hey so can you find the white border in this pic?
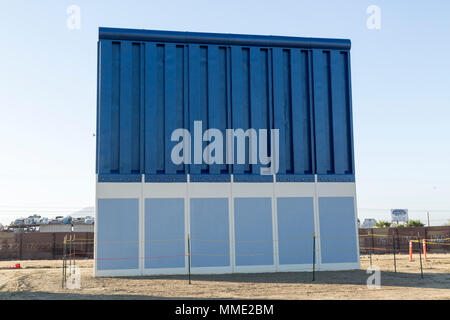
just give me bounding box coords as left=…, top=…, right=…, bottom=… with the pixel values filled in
left=277, top=264, right=314, bottom=272
left=94, top=175, right=98, bottom=276
left=139, top=174, right=144, bottom=275
left=96, top=182, right=141, bottom=198
left=95, top=268, right=141, bottom=277
left=313, top=175, right=322, bottom=266
left=142, top=267, right=187, bottom=276
left=272, top=178, right=279, bottom=271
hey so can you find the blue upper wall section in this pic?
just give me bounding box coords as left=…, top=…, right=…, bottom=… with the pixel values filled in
left=96, top=28, right=355, bottom=183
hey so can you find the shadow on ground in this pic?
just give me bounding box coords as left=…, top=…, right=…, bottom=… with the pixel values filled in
left=0, top=291, right=216, bottom=300
left=114, top=270, right=450, bottom=290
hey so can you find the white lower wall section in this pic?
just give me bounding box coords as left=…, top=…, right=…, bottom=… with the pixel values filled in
left=95, top=177, right=360, bottom=277
left=316, top=182, right=360, bottom=270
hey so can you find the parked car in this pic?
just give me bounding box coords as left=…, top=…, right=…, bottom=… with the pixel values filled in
left=39, top=217, right=49, bottom=225
left=73, top=217, right=85, bottom=224
left=62, top=216, right=73, bottom=224
left=27, top=215, right=41, bottom=224
left=12, top=218, right=25, bottom=226
left=84, top=216, right=94, bottom=225
left=49, top=218, right=62, bottom=224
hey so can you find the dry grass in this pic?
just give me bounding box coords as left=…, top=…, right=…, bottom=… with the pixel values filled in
left=0, top=253, right=449, bottom=300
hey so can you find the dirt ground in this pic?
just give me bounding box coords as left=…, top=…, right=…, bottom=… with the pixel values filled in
left=0, top=254, right=449, bottom=300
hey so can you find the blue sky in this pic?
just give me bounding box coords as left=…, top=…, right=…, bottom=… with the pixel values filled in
left=0, top=0, right=449, bottom=225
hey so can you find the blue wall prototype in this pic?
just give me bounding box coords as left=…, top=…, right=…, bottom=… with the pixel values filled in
left=95, top=28, right=359, bottom=276
left=96, top=28, right=354, bottom=183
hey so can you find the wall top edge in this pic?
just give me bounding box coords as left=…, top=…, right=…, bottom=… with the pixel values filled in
left=98, top=27, right=351, bottom=50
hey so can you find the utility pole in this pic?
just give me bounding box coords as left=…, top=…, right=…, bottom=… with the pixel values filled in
left=427, top=212, right=430, bottom=227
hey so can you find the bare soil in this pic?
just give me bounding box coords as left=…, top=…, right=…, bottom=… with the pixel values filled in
left=0, top=254, right=449, bottom=300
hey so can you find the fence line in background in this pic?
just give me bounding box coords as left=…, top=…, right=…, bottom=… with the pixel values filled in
left=1, top=226, right=449, bottom=262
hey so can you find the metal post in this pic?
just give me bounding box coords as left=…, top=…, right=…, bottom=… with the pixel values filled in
left=312, top=235, right=316, bottom=281
left=370, top=229, right=374, bottom=268
left=53, top=233, right=56, bottom=259
left=67, top=235, right=72, bottom=270
left=73, top=233, right=76, bottom=268
left=427, top=212, right=430, bottom=227
left=187, top=234, right=191, bottom=285
left=418, top=233, right=423, bottom=279
left=19, top=233, right=23, bottom=261
left=85, top=232, right=89, bottom=258
left=62, top=236, right=64, bottom=289
left=62, top=235, right=66, bottom=289
left=392, top=232, right=397, bottom=273
left=69, top=234, right=72, bottom=273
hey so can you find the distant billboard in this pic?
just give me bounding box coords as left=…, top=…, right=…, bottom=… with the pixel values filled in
left=391, top=209, right=409, bottom=222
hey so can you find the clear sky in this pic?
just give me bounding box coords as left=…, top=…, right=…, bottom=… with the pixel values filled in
left=0, top=0, right=449, bottom=225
